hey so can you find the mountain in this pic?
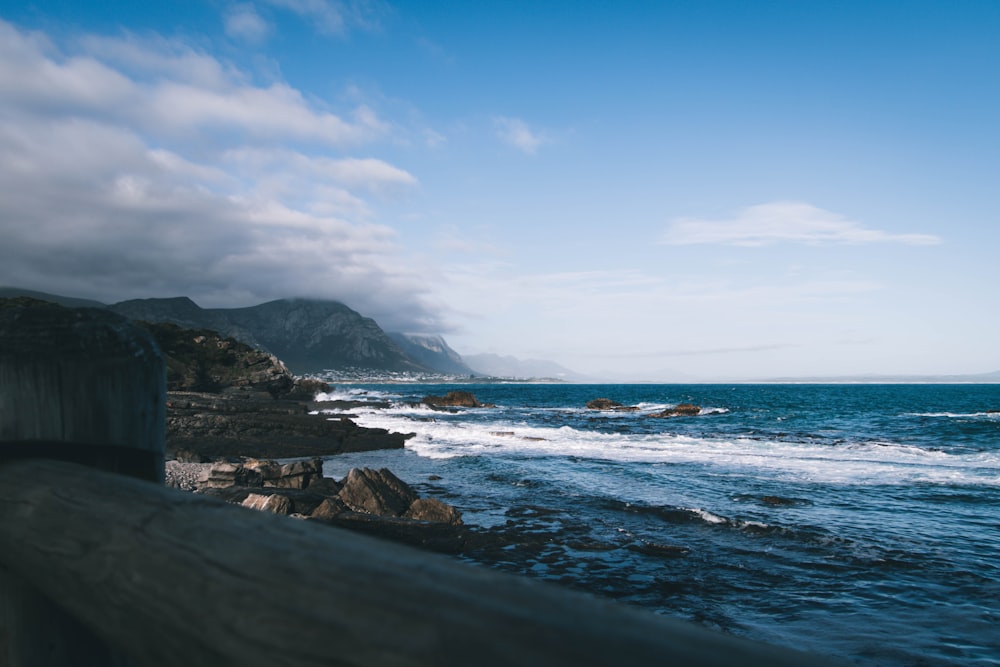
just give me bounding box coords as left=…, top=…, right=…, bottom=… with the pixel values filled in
left=0, top=287, right=106, bottom=309
left=462, top=353, right=590, bottom=381
left=388, top=333, right=479, bottom=376
left=109, top=297, right=428, bottom=375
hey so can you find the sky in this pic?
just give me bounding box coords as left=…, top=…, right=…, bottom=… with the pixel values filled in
left=1, top=1, right=998, bottom=380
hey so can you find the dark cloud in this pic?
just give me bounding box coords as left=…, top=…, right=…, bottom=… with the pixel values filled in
left=0, top=19, right=447, bottom=333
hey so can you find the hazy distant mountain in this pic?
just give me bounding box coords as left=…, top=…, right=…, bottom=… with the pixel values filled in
left=109, top=297, right=427, bottom=375
left=463, top=353, right=590, bottom=381
left=388, top=333, right=479, bottom=376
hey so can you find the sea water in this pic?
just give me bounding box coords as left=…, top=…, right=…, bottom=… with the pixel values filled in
left=314, top=383, right=1000, bottom=666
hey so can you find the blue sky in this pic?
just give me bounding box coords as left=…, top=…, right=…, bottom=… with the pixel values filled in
left=1, top=1, right=998, bottom=379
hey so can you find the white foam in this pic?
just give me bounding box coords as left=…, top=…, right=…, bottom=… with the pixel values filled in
left=340, top=405, right=1000, bottom=488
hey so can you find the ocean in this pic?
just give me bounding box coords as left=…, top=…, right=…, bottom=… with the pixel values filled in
left=314, top=383, right=1000, bottom=666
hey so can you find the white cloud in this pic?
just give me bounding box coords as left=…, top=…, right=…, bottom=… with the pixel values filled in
left=494, top=116, right=548, bottom=155
left=224, top=4, right=272, bottom=44
left=2, top=24, right=386, bottom=148
left=0, top=19, right=441, bottom=332
left=661, top=201, right=943, bottom=246
left=261, top=0, right=388, bottom=36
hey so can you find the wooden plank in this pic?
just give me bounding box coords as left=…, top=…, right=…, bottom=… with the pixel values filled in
left=1, top=299, right=165, bottom=666
left=0, top=459, right=844, bottom=667
left=0, top=299, right=164, bottom=480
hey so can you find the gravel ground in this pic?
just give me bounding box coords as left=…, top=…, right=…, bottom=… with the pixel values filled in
left=165, top=460, right=212, bottom=491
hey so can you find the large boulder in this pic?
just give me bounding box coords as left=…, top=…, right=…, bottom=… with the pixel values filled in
left=337, top=468, right=419, bottom=516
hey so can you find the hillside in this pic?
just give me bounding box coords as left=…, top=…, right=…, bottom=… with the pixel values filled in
left=110, top=297, right=428, bottom=376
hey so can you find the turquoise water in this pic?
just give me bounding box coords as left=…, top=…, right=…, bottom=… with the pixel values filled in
left=317, top=384, right=1000, bottom=666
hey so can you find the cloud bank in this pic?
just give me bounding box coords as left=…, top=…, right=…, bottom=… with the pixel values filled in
left=0, top=19, right=443, bottom=332
left=661, top=201, right=942, bottom=246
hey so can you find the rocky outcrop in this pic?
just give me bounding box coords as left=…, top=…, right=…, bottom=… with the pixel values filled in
left=141, top=321, right=295, bottom=395
left=422, top=391, right=494, bottom=408
left=647, top=403, right=701, bottom=418
left=586, top=398, right=639, bottom=412
left=176, top=460, right=463, bottom=528
left=166, top=391, right=411, bottom=460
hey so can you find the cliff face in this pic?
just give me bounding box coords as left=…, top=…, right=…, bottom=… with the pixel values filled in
left=388, top=333, right=478, bottom=376
left=110, top=297, right=427, bottom=375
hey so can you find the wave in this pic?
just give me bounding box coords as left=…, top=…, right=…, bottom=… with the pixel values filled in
left=910, top=411, right=1000, bottom=419
left=316, top=401, right=1000, bottom=488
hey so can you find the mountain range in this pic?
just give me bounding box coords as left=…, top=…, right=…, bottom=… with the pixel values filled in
left=0, top=288, right=480, bottom=377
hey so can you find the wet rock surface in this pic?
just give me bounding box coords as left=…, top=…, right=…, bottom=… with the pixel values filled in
left=166, top=390, right=411, bottom=460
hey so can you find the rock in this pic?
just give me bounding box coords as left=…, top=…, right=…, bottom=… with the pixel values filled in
left=203, top=461, right=263, bottom=489
left=422, top=391, right=494, bottom=408
left=404, top=498, right=463, bottom=525
left=174, top=449, right=211, bottom=463
left=647, top=403, right=701, bottom=418
left=166, top=390, right=411, bottom=460
left=338, top=468, right=419, bottom=517
left=586, top=398, right=639, bottom=412
left=310, top=497, right=349, bottom=520
left=243, top=458, right=324, bottom=490
left=305, top=476, right=342, bottom=496
left=242, top=493, right=293, bottom=515
left=285, top=377, right=332, bottom=401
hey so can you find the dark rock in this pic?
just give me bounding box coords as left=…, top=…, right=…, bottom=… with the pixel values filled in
left=203, top=462, right=263, bottom=489
left=586, top=398, right=639, bottom=412
left=647, top=403, right=702, bottom=418
left=338, top=467, right=419, bottom=516
left=310, top=497, right=349, bottom=520
left=139, top=321, right=294, bottom=396
left=305, top=476, right=343, bottom=496
left=422, top=391, right=494, bottom=408
left=404, top=498, right=463, bottom=525
left=244, top=458, right=323, bottom=490
left=627, top=541, right=689, bottom=558
left=427, top=475, right=442, bottom=481
left=761, top=496, right=798, bottom=506
left=174, top=449, right=211, bottom=463
left=166, top=391, right=411, bottom=460
left=313, top=512, right=471, bottom=554
left=285, top=378, right=332, bottom=401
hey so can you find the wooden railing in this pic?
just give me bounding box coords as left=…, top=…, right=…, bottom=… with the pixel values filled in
left=0, top=300, right=844, bottom=666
